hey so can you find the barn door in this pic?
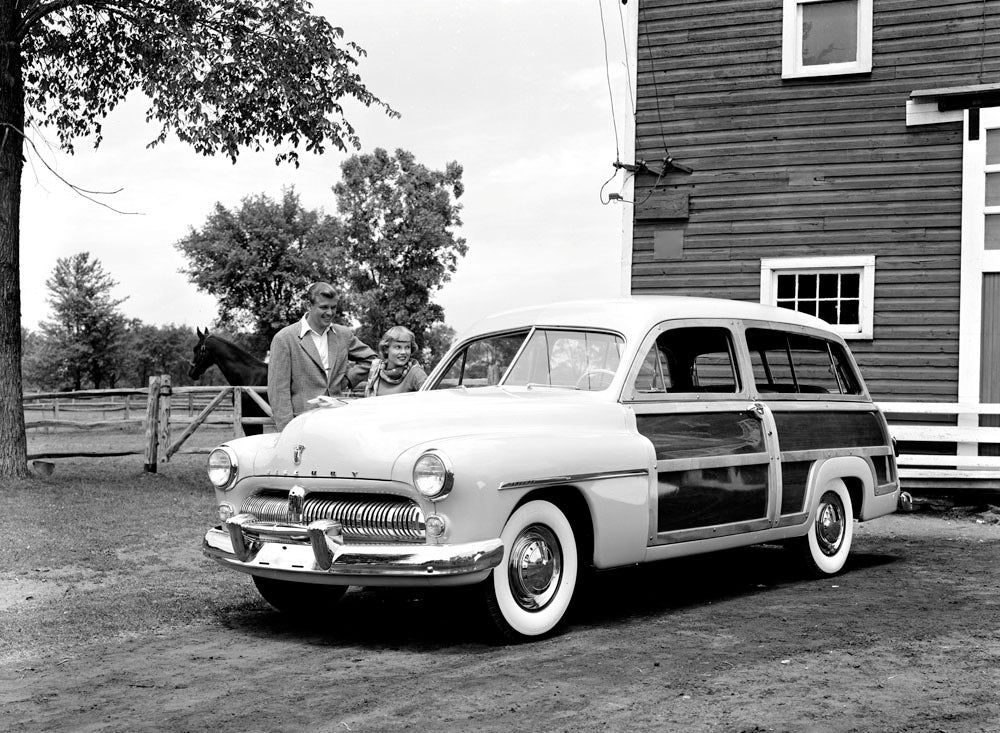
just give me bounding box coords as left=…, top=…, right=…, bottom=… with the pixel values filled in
left=963, top=108, right=1000, bottom=454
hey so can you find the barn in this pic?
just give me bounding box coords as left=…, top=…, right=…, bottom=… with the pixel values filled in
left=619, top=0, right=1000, bottom=489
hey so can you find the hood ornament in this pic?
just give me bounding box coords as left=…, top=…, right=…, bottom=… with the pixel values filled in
left=293, top=444, right=305, bottom=465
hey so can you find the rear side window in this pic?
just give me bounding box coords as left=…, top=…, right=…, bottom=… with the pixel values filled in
left=746, top=328, right=862, bottom=396
left=632, top=326, right=739, bottom=396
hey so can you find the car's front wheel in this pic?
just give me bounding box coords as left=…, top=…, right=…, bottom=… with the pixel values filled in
left=252, top=576, right=348, bottom=616
left=793, top=479, right=854, bottom=576
left=483, top=500, right=578, bottom=641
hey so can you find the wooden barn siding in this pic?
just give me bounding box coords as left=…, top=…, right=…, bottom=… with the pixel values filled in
left=631, top=0, right=1000, bottom=401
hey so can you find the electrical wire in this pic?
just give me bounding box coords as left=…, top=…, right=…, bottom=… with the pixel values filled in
left=598, top=0, right=621, bottom=163
left=617, top=0, right=636, bottom=117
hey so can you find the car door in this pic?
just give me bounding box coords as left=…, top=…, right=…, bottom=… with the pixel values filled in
left=622, top=320, right=781, bottom=545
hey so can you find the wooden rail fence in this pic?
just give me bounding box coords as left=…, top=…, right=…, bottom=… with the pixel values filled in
left=25, top=376, right=274, bottom=471
left=879, top=402, right=1000, bottom=492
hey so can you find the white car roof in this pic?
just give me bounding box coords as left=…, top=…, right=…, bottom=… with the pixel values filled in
left=459, top=295, right=835, bottom=343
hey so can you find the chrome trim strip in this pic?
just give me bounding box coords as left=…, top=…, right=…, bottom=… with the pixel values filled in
left=204, top=527, right=503, bottom=579
left=874, top=481, right=898, bottom=497
left=653, top=517, right=772, bottom=545
left=499, top=468, right=649, bottom=491
left=654, top=452, right=771, bottom=472
left=776, top=511, right=809, bottom=528
left=780, top=446, right=893, bottom=463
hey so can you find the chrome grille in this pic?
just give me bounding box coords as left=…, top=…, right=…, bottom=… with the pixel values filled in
left=241, top=492, right=425, bottom=543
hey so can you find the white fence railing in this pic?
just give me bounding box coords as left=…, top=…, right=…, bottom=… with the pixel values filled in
left=878, top=402, right=1000, bottom=489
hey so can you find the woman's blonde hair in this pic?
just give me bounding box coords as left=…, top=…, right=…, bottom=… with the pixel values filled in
left=378, top=325, right=419, bottom=359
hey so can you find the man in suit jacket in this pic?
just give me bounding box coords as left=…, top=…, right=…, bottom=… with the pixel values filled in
left=267, top=282, right=376, bottom=431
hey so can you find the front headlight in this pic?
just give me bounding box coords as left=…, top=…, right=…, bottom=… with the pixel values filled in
left=412, top=450, right=454, bottom=499
left=207, top=447, right=239, bottom=490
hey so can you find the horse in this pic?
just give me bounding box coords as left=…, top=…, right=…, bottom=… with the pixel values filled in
left=189, top=328, right=270, bottom=436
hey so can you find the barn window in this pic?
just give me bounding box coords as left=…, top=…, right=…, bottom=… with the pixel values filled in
left=782, top=0, right=872, bottom=79
left=760, top=256, right=875, bottom=339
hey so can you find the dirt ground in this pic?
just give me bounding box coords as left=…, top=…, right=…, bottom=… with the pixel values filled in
left=2, top=490, right=1000, bottom=732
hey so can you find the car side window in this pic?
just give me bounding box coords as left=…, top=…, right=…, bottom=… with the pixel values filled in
left=632, top=326, right=739, bottom=396
left=431, top=331, right=529, bottom=389
left=746, top=328, right=862, bottom=395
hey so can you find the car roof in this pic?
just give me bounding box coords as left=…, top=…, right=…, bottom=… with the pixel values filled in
left=459, top=295, right=835, bottom=343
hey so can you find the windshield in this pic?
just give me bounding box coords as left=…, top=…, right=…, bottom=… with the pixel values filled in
left=504, top=329, right=625, bottom=391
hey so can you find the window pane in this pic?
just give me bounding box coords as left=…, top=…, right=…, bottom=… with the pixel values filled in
left=641, top=326, right=739, bottom=394
left=747, top=329, right=862, bottom=396
left=987, top=173, right=1000, bottom=207
left=798, top=274, right=817, bottom=298
left=988, top=129, right=1000, bottom=166
left=799, top=300, right=817, bottom=316
left=777, top=273, right=796, bottom=298
left=801, top=0, right=858, bottom=66
left=841, top=273, right=860, bottom=298
left=433, top=331, right=528, bottom=389
left=840, top=299, right=859, bottom=324
left=988, top=215, right=1000, bottom=251
left=818, top=273, right=839, bottom=298
left=818, top=300, right=838, bottom=324
left=503, top=329, right=623, bottom=391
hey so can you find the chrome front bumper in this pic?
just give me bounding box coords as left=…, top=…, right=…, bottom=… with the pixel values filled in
left=202, top=514, right=504, bottom=587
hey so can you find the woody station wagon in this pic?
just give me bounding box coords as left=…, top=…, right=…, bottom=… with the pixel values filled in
left=202, top=296, right=899, bottom=640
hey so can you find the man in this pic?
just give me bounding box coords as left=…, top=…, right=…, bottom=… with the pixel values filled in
left=267, top=282, right=376, bottom=431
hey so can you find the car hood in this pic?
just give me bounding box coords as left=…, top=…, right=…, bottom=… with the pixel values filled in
left=258, top=387, right=629, bottom=480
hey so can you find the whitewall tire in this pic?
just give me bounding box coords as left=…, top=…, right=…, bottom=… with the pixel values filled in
left=796, top=479, right=854, bottom=576
left=484, top=500, right=578, bottom=641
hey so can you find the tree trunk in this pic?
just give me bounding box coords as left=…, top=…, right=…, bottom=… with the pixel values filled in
left=0, top=3, right=28, bottom=478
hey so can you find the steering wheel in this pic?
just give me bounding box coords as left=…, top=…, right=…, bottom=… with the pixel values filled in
left=574, top=369, right=616, bottom=390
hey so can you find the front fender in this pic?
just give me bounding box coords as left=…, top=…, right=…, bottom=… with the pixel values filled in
left=393, top=429, right=653, bottom=567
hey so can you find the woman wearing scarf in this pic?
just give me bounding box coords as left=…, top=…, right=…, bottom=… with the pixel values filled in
left=364, top=325, right=428, bottom=397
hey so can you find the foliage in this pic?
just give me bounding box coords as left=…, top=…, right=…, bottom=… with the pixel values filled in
left=422, top=321, right=456, bottom=370
left=23, top=1, right=396, bottom=163
left=334, top=148, right=466, bottom=349
left=176, top=188, right=346, bottom=340
left=119, top=321, right=207, bottom=388
left=39, top=253, right=127, bottom=390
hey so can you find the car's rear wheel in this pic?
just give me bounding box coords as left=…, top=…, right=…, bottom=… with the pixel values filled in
left=483, top=500, right=578, bottom=641
left=793, top=479, right=854, bottom=576
left=252, top=576, right=348, bottom=616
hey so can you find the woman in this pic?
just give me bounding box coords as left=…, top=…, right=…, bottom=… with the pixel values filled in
left=364, top=325, right=428, bottom=396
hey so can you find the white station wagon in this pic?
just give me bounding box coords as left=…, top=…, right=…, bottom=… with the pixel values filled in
left=203, top=296, right=900, bottom=640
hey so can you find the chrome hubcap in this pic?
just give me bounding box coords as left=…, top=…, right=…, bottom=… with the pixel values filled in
left=815, top=492, right=846, bottom=557
left=507, top=524, right=562, bottom=611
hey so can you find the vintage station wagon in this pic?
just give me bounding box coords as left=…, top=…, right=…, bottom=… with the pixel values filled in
left=202, top=296, right=899, bottom=640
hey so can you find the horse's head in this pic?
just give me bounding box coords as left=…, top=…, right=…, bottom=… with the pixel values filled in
left=189, top=327, right=215, bottom=380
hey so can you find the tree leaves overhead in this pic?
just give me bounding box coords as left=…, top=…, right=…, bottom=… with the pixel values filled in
left=22, top=0, right=396, bottom=163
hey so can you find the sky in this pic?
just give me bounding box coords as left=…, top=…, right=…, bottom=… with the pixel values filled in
left=19, top=0, right=636, bottom=343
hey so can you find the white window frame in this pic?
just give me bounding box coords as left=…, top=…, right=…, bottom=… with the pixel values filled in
left=760, top=255, right=875, bottom=339
left=782, top=0, right=873, bottom=79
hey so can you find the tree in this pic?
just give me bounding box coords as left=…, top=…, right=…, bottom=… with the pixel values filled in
left=176, top=188, right=345, bottom=344
left=0, top=3, right=393, bottom=477
left=120, top=320, right=204, bottom=388
left=39, top=252, right=127, bottom=390
left=334, top=148, right=466, bottom=349
left=422, top=321, right=455, bottom=370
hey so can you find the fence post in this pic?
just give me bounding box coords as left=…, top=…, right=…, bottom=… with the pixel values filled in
left=233, top=386, right=244, bottom=438
left=157, top=375, right=172, bottom=463
left=143, top=376, right=162, bottom=473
